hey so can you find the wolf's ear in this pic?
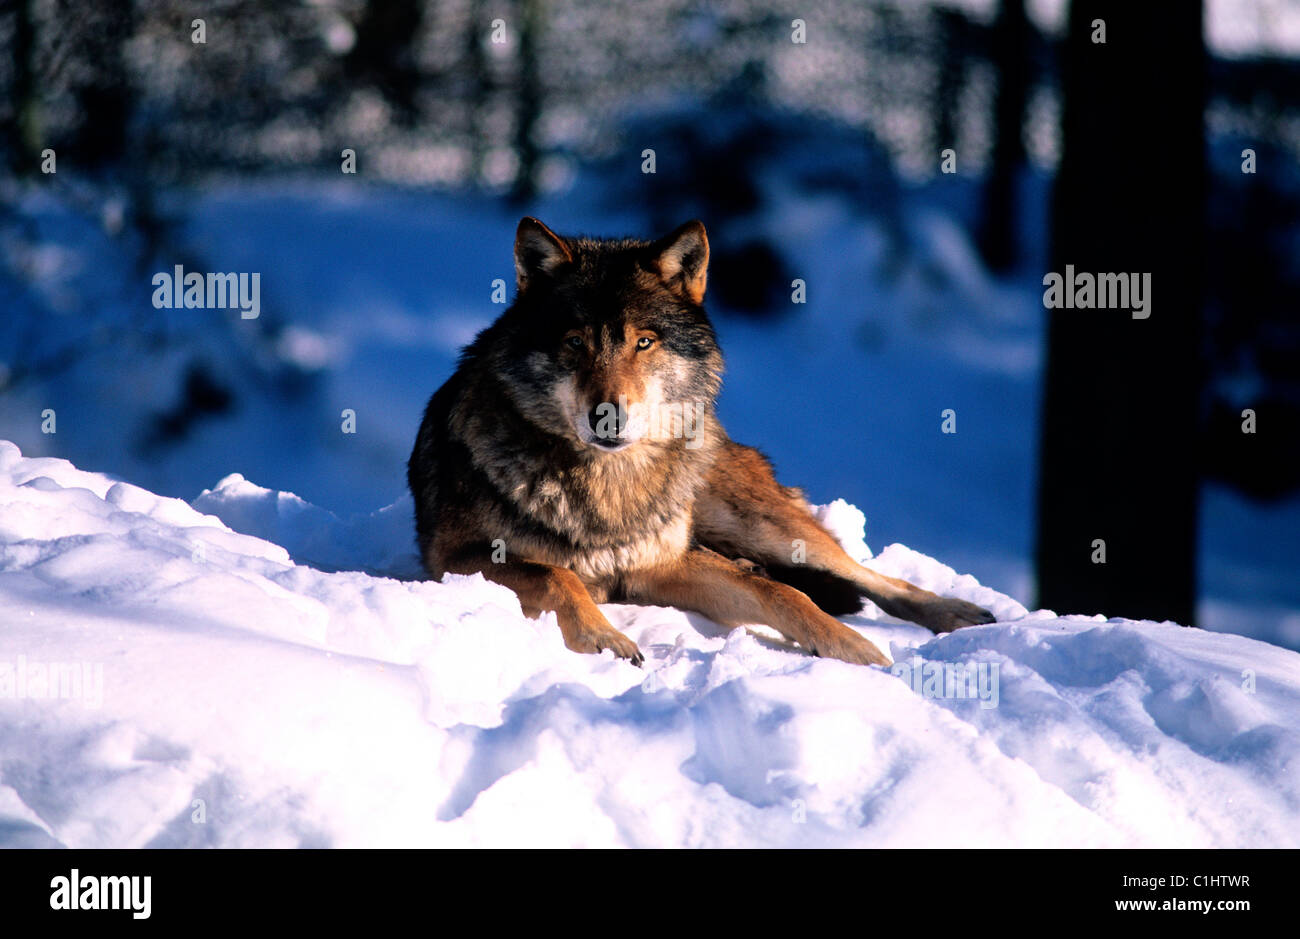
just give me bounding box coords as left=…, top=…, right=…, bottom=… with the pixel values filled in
left=650, top=220, right=709, bottom=304
left=515, top=217, right=573, bottom=291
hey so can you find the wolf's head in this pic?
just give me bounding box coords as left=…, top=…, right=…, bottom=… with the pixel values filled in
left=490, top=217, right=724, bottom=454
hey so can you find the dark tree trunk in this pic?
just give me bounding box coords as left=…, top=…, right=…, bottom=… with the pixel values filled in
left=346, top=0, right=423, bottom=126
left=1035, top=2, right=1205, bottom=625
left=977, top=0, right=1030, bottom=272
left=933, top=8, right=968, bottom=160
left=509, top=0, right=540, bottom=204
left=465, top=0, right=489, bottom=185
left=67, top=0, right=134, bottom=168
left=3, top=0, right=39, bottom=173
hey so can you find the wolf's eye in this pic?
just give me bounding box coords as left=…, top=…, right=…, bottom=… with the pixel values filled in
left=636, top=336, right=655, bottom=350
left=565, top=334, right=584, bottom=350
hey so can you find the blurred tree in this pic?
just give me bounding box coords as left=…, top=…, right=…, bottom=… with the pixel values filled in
left=1201, top=140, right=1300, bottom=501
left=465, top=0, right=489, bottom=184
left=2, top=0, right=39, bottom=173
left=346, top=0, right=424, bottom=125
left=976, top=0, right=1030, bottom=272
left=66, top=0, right=134, bottom=168
left=933, top=6, right=969, bottom=168
left=509, top=0, right=541, bottom=203
left=1036, top=2, right=1205, bottom=625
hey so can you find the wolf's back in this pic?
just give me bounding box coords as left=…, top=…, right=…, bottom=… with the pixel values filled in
left=407, top=367, right=467, bottom=557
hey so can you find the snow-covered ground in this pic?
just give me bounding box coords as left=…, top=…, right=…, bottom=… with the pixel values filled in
left=3, top=163, right=1297, bottom=847
left=2, top=439, right=1297, bottom=848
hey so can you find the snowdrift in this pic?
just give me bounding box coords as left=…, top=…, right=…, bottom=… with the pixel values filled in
left=0, top=439, right=1296, bottom=847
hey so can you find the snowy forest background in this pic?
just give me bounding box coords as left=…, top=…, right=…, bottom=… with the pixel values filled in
left=2, top=0, right=1299, bottom=647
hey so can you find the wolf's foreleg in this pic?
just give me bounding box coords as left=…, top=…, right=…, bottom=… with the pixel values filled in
left=624, top=548, right=891, bottom=666
left=443, top=549, right=644, bottom=665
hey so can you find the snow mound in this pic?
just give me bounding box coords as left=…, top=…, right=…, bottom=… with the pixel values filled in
left=192, top=472, right=424, bottom=579
left=1, top=439, right=1297, bottom=847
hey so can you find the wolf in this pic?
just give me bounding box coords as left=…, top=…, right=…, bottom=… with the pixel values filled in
left=407, top=218, right=995, bottom=667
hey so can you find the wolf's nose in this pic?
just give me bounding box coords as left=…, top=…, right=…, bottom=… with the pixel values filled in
left=588, top=402, right=624, bottom=440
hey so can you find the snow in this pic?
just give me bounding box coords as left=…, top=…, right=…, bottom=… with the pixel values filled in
left=2, top=156, right=1297, bottom=846
left=2, top=439, right=1297, bottom=848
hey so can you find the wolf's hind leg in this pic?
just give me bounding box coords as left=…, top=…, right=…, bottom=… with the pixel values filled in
left=624, top=548, right=890, bottom=666
left=771, top=524, right=995, bottom=633
left=694, top=441, right=995, bottom=633
left=443, top=549, right=644, bottom=665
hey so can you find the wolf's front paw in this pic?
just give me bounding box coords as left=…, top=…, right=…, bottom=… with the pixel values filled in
left=921, top=598, right=996, bottom=634
left=567, top=625, right=645, bottom=666
left=810, top=626, right=892, bottom=667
